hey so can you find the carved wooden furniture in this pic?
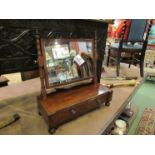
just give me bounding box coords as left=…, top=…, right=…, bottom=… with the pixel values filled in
left=38, top=84, right=112, bottom=133
left=107, top=19, right=153, bottom=77
left=36, top=38, right=113, bottom=133
left=0, top=19, right=112, bottom=83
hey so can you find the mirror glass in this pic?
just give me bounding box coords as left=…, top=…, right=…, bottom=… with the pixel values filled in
left=41, top=39, right=95, bottom=88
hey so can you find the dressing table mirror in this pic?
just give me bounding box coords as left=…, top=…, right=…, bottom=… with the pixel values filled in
left=37, top=38, right=113, bottom=134
left=41, top=39, right=96, bottom=89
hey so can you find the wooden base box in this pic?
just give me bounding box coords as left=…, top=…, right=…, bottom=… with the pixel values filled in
left=37, top=83, right=113, bottom=133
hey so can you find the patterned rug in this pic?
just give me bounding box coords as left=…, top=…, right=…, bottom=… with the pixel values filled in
left=135, top=108, right=155, bottom=135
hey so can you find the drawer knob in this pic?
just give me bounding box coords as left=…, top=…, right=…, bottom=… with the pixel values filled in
left=71, top=109, right=76, bottom=115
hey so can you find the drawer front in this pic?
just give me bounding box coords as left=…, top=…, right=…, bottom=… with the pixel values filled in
left=50, top=98, right=99, bottom=127
left=70, top=99, right=99, bottom=117
left=50, top=109, right=74, bottom=127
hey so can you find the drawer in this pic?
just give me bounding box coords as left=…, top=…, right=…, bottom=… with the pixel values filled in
left=69, top=99, right=99, bottom=117
left=50, top=98, right=99, bottom=127
left=50, top=109, right=74, bottom=126
left=38, top=83, right=113, bottom=130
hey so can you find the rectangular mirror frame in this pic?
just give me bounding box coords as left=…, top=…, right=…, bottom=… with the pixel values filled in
left=40, top=38, right=97, bottom=89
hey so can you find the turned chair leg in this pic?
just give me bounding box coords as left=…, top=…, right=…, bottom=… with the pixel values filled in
left=128, top=62, right=131, bottom=68
left=107, top=48, right=111, bottom=66
left=116, top=51, right=121, bottom=77
left=128, top=52, right=135, bottom=68
left=140, top=59, right=144, bottom=77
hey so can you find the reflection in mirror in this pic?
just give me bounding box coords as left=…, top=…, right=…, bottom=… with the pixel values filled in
left=43, top=39, right=94, bottom=87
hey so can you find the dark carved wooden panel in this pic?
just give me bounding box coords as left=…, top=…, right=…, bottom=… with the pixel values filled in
left=0, top=28, right=37, bottom=74
left=0, top=19, right=108, bottom=82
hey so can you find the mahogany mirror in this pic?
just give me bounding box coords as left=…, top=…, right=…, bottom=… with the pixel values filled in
left=40, top=39, right=96, bottom=88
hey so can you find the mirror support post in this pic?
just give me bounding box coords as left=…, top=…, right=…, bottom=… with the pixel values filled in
left=35, top=29, right=47, bottom=100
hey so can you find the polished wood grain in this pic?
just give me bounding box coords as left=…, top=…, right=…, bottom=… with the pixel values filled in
left=40, top=83, right=112, bottom=114
left=37, top=83, right=113, bottom=130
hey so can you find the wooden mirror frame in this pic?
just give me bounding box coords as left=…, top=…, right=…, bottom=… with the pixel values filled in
left=39, top=38, right=97, bottom=89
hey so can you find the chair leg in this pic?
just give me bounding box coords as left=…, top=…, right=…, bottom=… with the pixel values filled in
left=106, top=48, right=111, bottom=67
left=128, top=62, right=131, bottom=68
left=140, top=59, right=144, bottom=77
left=128, top=53, right=134, bottom=68
left=116, top=52, right=121, bottom=77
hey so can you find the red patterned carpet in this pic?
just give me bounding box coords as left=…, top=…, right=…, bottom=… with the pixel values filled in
left=135, top=108, right=155, bottom=135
